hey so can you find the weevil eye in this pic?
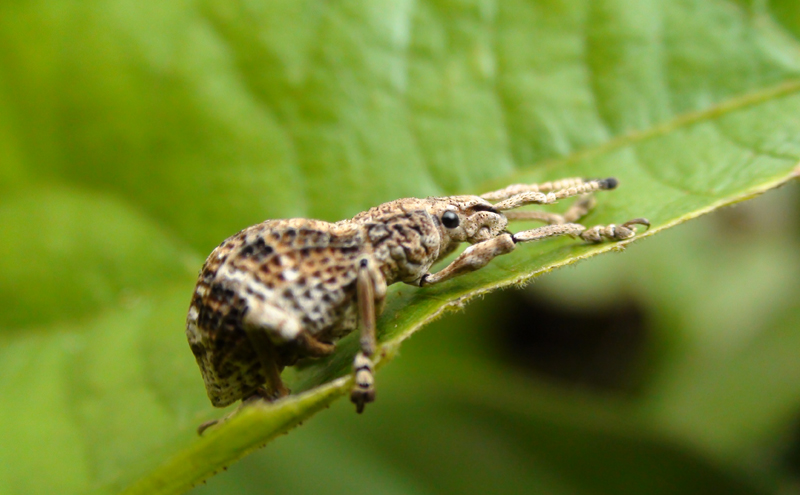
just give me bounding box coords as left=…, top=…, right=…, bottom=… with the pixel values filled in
left=442, top=211, right=460, bottom=229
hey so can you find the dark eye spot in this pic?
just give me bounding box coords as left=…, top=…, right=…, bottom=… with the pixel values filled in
left=442, top=211, right=460, bottom=229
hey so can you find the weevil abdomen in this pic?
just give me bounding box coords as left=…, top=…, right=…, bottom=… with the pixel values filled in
left=187, top=219, right=369, bottom=407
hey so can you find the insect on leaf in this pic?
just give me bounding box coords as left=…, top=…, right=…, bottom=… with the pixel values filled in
left=0, top=1, right=799, bottom=495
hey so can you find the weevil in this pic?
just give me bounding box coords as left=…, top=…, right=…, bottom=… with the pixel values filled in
left=186, top=177, right=648, bottom=433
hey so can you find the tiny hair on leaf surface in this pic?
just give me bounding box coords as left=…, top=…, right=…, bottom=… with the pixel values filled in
left=1, top=1, right=800, bottom=495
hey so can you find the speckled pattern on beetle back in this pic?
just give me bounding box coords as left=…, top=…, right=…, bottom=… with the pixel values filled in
left=186, top=178, right=649, bottom=425
left=186, top=199, right=444, bottom=408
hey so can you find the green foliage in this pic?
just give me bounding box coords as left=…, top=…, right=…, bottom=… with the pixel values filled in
left=1, top=1, right=800, bottom=494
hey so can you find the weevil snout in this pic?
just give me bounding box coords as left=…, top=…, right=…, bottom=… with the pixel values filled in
left=462, top=209, right=508, bottom=243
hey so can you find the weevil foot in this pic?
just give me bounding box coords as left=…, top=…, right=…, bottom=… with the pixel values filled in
left=197, top=419, right=219, bottom=436
left=351, top=386, right=376, bottom=414
left=621, top=218, right=650, bottom=231
left=579, top=217, right=651, bottom=242
left=197, top=386, right=292, bottom=436
left=610, top=217, right=651, bottom=240
left=350, top=352, right=376, bottom=413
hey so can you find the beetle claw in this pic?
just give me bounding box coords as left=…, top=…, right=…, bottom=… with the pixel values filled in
left=351, top=352, right=376, bottom=413
left=622, top=218, right=651, bottom=230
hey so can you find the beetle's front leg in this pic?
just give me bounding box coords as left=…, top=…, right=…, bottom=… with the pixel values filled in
left=418, top=218, right=649, bottom=289
left=419, top=234, right=516, bottom=287
left=512, top=219, right=650, bottom=244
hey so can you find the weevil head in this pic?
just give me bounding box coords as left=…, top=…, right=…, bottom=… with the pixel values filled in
left=426, top=195, right=508, bottom=251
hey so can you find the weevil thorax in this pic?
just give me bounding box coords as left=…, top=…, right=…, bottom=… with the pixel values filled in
left=350, top=195, right=507, bottom=285
left=350, top=198, right=441, bottom=284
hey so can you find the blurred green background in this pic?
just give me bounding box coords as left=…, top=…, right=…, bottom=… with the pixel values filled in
left=2, top=0, right=800, bottom=494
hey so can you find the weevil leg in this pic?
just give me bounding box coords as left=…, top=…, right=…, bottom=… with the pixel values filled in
left=372, top=259, right=388, bottom=316
left=481, top=177, right=588, bottom=201
left=512, top=218, right=650, bottom=244
left=241, top=303, right=312, bottom=402
left=503, top=210, right=565, bottom=224
left=563, top=195, right=597, bottom=223
left=197, top=386, right=277, bottom=435
left=197, top=419, right=219, bottom=435
left=356, top=260, right=378, bottom=357
left=351, top=353, right=375, bottom=414
left=504, top=195, right=596, bottom=225
left=418, top=217, right=649, bottom=289
left=197, top=386, right=273, bottom=435
left=243, top=326, right=291, bottom=399
left=577, top=218, right=651, bottom=243
left=490, top=178, right=618, bottom=212
left=419, top=234, right=517, bottom=287
left=296, top=331, right=335, bottom=358
left=350, top=258, right=385, bottom=413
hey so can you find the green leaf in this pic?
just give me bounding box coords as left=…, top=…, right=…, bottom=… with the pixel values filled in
left=1, top=1, right=800, bottom=494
